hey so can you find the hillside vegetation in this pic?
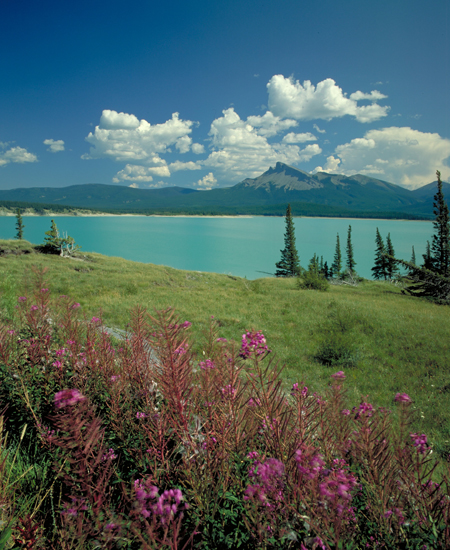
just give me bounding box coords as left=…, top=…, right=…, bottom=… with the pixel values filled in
left=1, top=239, right=449, bottom=458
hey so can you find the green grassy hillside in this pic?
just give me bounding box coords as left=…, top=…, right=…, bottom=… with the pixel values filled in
left=1, top=239, right=449, bottom=457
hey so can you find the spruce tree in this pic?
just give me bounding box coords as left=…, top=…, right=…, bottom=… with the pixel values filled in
left=410, top=246, right=416, bottom=265
left=386, top=233, right=399, bottom=279
left=331, top=233, right=342, bottom=277
left=345, top=225, right=356, bottom=274
left=422, top=241, right=433, bottom=269
left=431, top=170, right=450, bottom=276
left=275, top=204, right=301, bottom=277
left=43, top=219, right=61, bottom=253
left=15, top=208, right=24, bottom=240
left=372, top=228, right=388, bottom=280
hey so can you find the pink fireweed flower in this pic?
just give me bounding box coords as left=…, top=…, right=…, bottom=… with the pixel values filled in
left=181, top=321, right=192, bottom=328
left=221, top=385, right=236, bottom=398
left=91, top=316, right=101, bottom=323
left=239, top=330, right=270, bottom=359
left=7, top=330, right=15, bottom=335
left=55, top=348, right=67, bottom=357
left=102, top=448, right=117, bottom=461
left=66, top=340, right=76, bottom=345
left=244, top=458, right=285, bottom=508
left=331, top=370, right=346, bottom=380
left=18, top=296, right=27, bottom=302
left=174, top=346, right=187, bottom=355
left=353, top=402, right=374, bottom=419
left=41, top=288, right=49, bottom=293
left=216, top=337, right=227, bottom=342
left=199, top=359, right=215, bottom=370
left=54, top=389, right=85, bottom=408
left=410, top=433, right=429, bottom=455
left=395, top=393, right=412, bottom=403
left=52, top=360, right=63, bottom=368
left=110, top=375, right=119, bottom=382
left=342, top=409, right=351, bottom=416
left=71, top=302, right=81, bottom=309
left=30, top=305, right=38, bottom=311
left=136, top=412, right=147, bottom=419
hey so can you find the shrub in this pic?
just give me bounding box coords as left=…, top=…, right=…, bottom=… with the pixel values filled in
left=297, top=271, right=329, bottom=291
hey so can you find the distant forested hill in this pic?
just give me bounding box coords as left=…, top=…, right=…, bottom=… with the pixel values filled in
left=1, top=162, right=447, bottom=218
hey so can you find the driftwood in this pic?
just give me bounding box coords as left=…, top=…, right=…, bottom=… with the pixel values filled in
left=328, top=269, right=359, bottom=287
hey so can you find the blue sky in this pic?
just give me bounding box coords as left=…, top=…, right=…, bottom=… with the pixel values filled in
left=1, top=0, right=449, bottom=191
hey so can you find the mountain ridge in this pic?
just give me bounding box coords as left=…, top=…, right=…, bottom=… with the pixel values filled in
left=0, top=162, right=448, bottom=217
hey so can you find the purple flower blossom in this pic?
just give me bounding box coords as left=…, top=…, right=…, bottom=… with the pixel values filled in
left=239, top=330, right=270, bottom=359
left=54, top=389, right=85, bottom=408
left=102, top=448, right=117, bottom=461
left=395, top=393, right=412, bottom=403
left=181, top=321, right=192, bottom=328
left=199, top=359, right=215, bottom=370
left=91, top=316, right=101, bottom=323
left=41, top=288, right=49, bottom=293
left=342, top=409, right=350, bottom=416
left=71, top=302, right=81, bottom=309
left=353, top=402, right=374, bottom=419
left=110, top=375, right=119, bottom=382
left=7, top=330, right=15, bottom=335
left=136, top=412, right=147, bottom=419
left=135, top=481, right=187, bottom=524
left=410, top=433, right=429, bottom=455
left=244, top=458, right=285, bottom=508
left=174, top=346, right=187, bottom=355
left=331, top=370, right=346, bottom=380
left=216, top=337, right=227, bottom=342
left=18, top=296, right=27, bottom=302
left=52, top=360, right=63, bottom=368
left=30, top=305, right=38, bottom=311
left=221, top=385, right=236, bottom=399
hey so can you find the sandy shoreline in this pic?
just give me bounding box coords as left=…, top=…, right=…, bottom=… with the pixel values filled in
left=0, top=211, right=429, bottom=222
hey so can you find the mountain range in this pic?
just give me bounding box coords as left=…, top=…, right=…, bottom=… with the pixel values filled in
left=1, top=162, right=448, bottom=217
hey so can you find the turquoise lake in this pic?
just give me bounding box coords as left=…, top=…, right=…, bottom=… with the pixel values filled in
left=0, top=216, right=433, bottom=280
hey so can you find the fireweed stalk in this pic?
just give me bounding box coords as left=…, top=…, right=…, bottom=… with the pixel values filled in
left=0, top=272, right=450, bottom=548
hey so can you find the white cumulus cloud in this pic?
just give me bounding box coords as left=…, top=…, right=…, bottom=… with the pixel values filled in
left=282, top=132, right=317, bottom=144
left=246, top=111, right=297, bottom=137
left=318, top=127, right=450, bottom=188
left=191, top=143, right=205, bottom=154
left=169, top=160, right=201, bottom=172
left=112, top=163, right=171, bottom=183
left=267, top=75, right=389, bottom=123
left=194, top=172, right=218, bottom=190
left=202, top=108, right=321, bottom=181
left=44, top=139, right=65, bottom=153
left=83, top=110, right=195, bottom=162
left=312, top=155, right=342, bottom=174
left=0, top=146, right=38, bottom=166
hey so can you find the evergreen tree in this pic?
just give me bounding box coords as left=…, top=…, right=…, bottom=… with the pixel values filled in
left=331, top=233, right=342, bottom=277
left=431, top=170, right=450, bottom=276
left=43, top=219, right=61, bottom=252
left=275, top=204, right=301, bottom=277
left=386, top=233, right=399, bottom=279
left=323, top=261, right=330, bottom=278
left=409, top=246, right=417, bottom=276
left=422, top=241, right=433, bottom=269
left=372, top=228, right=388, bottom=280
left=308, top=253, right=320, bottom=274
left=15, top=208, right=24, bottom=240
left=345, top=225, right=356, bottom=274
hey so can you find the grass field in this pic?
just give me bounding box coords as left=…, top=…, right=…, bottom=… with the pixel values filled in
left=1, top=238, right=449, bottom=458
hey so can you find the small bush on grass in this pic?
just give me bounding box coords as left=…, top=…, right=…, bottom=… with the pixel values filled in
left=297, top=271, right=329, bottom=292
left=0, top=268, right=450, bottom=549
left=314, top=302, right=363, bottom=368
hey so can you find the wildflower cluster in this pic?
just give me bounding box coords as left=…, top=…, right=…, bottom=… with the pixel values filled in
left=239, top=329, right=270, bottom=358
left=0, top=278, right=449, bottom=549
